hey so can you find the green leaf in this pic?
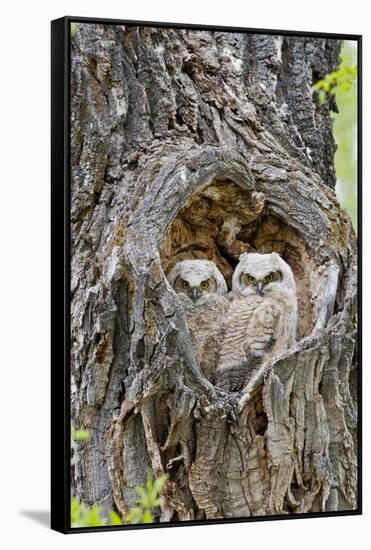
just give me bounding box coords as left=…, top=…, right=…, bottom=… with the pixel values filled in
left=146, top=471, right=154, bottom=494
left=339, top=80, right=352, bottom=92
left=142, top=510, right=154, bottom=523
left=110, top=511, right=123, bottom=525
left=153, top=474, right=168, bottom=495
left=70, top=23, right=78, bottom=38
left=70, top=497, right=82, bottom=525
left=319, top=90, right=326, bottom=104
left=70, top=497, right=106, bottom=527
left=124, top=471, right=168, bottom=524
left=136, top=485, right=151, bottom=508
left=126, top=506, right=143, bottom=524
left=84, top=505, right=104, bottom=527
left=72, top=429, right=90, bottom=441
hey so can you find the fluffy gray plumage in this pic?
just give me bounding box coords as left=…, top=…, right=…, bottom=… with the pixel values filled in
left=216, top=252, right=297, bottom=392
left=168, top=259, right=229, bottom=382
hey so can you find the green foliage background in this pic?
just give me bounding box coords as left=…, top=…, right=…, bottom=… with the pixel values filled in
left=333, top=41, right=358, bottom=229
left=316, top=40, right=358, bottom=229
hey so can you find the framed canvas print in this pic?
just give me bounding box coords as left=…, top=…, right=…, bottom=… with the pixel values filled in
left=51, top=16, right=362, bottom=533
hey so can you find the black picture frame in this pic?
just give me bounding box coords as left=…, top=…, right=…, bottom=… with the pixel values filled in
left=51, top=15, right=362, bottom=534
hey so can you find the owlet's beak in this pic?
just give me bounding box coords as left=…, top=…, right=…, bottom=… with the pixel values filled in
left=256, top=281, right=264, bottom=296
left=191, top=288, right=200, bottom=302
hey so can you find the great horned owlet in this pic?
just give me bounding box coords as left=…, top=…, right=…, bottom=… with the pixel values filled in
left=168, top=259, right=230, bottom=382
left=216, top=252, right=297, bottom=392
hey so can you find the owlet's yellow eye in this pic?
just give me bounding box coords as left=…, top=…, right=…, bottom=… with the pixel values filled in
left=247, top=275, right=256, bottom=285
left=265, top=273, right=274, bottom=283
left=201, top=280, right=209, bottom=289
left=182, top=280, right=190, bottom=289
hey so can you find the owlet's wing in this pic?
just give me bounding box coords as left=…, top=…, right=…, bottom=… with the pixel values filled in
left=244, top=300, right=280, bottom=358
left=216, top=299, right=280, bottom=392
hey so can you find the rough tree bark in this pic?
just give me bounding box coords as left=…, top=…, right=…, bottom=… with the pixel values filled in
left=70, top=23, right=358, bottom=521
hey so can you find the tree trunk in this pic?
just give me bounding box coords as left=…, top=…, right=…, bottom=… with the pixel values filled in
left=70, top=23, right=358, bottom=521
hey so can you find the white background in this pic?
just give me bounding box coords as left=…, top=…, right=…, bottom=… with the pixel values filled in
left=1, top=0, right=369, bottom=547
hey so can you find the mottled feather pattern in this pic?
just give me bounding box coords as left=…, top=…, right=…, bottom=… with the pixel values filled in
left=218, top=296, right=276, bottom=366
left=169, top=254, right=297, bottom=393
left=216, top=252, right=297, bottom=392
left=168, top=260, right=229, bottom=382
left=182, top=294, right=230, bottom=382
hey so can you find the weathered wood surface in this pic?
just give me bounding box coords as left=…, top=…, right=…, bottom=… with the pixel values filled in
left=70, top=24, right=357, bottom=520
